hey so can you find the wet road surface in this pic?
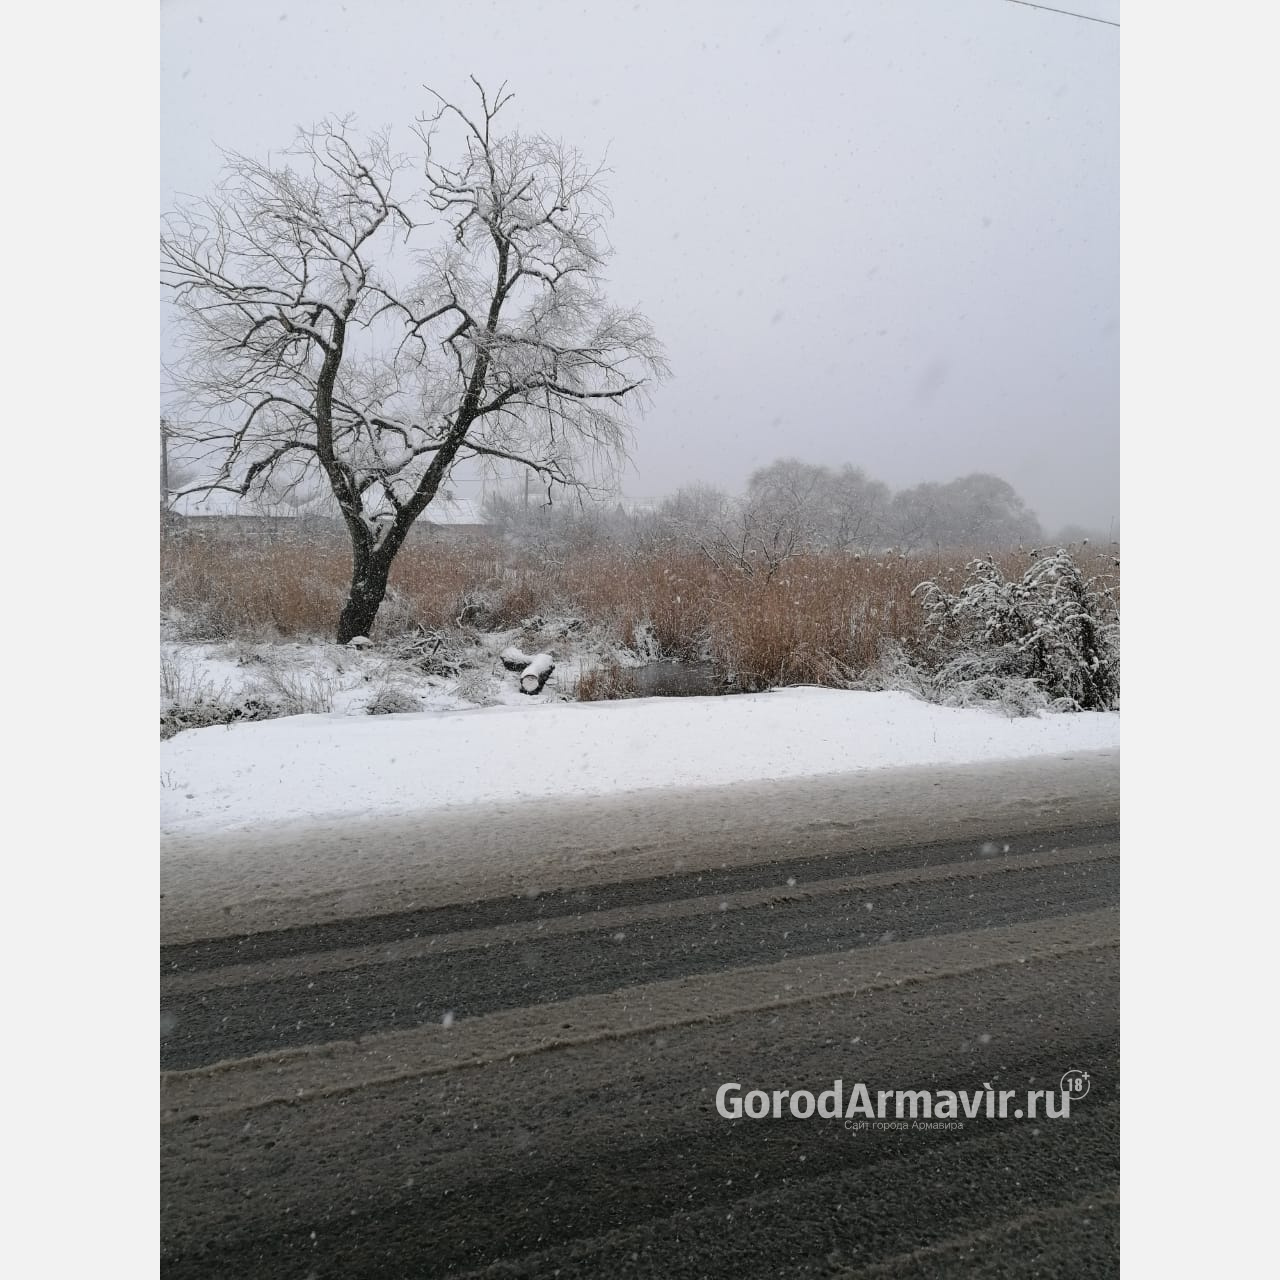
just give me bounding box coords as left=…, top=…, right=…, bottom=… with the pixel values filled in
left=162, top=756, right=1119, bottom=1278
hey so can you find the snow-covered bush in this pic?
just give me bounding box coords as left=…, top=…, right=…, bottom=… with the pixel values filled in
left=453, top=586, right=499, bottom=629
left=248, top=666, right=338, bottom=715
left=914, top=549, right=1119, bottom=712
left=927, top=661, right=1054, bottom=717
left=161, top=693, right=281, bottom=739
left=842, top=641, right=935, bottom=700
left=450, top=668, right=502, bottom=707
left=488, top=579, right=543, bottom=629
left=365, top=685, right=421, bottom=715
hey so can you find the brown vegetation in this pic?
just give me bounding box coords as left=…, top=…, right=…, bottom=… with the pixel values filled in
left=162, top=527, right=1118, bottom=692
left=575, top=661, right=640, bottom=702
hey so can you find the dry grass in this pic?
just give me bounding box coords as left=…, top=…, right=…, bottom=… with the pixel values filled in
left=576, top=660, right=640, bottom=702
left=162, top=527, right=1118, bottom=692
left=162, top=528, right=505, bottom=637
left=162, top=533, right=351, bottom=638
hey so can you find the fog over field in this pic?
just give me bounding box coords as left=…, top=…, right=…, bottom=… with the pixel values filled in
left=161, top=0, right=1118, bottom=533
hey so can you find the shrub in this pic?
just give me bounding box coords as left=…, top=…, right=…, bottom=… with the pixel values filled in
left=915, top=549, right=1119, bottom=711
left=160, top=694, right=281, bottom=740
left=487, top=578, right=544, bottom=629
left=449, top=668, right=502, bottom=707
left=366, top=685, right=422, bottom=715
left=248, top=667, right=338, bottom=715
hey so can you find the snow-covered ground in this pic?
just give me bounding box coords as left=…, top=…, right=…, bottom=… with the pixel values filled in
left=160, top=687, right=1119, bottom=837
left=160, top=628, right=602, bottom=725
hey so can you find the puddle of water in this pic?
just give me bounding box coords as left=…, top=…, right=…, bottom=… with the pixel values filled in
left=626, top=662, right=737, bottom=697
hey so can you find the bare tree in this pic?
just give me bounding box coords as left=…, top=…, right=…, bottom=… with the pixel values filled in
left=658, top=479, right=807, bottom=582
left=656, top=484, right=746, bottom=572
left=743, top=458, right=824, bottom=568
left=701, top=459, right=890, bottom=568
left=162, top=79, right=666, bottom=641
left=820, top=464, right=891, bottom=552
left=887, top=483, right=943, bottom=553
left=738, top=459, right=890, bottom=557
left=889, top=475, right=1041, bottom=551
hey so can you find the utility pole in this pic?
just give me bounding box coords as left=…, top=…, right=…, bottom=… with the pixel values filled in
left=160, top=416, right=171, bottom=513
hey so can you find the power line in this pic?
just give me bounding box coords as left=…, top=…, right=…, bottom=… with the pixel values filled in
left=1003, top=0, right=1119, bottom=27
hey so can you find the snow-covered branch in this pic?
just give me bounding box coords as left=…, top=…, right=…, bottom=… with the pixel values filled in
left=162, top=82, right=667, bottom=641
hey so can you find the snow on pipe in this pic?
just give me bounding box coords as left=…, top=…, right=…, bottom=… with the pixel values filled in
left=519, top=653, right=556, bottom=694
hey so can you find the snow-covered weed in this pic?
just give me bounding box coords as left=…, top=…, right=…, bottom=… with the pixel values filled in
left=449, top=667, right=502, bottom=707
left=160, top=652, right=213, bottom=704
left=836, top=642, right=1058, bottom=718
left=365, top=685, right=422, bottom=715
left=488, top=579, right=543, bottom=629
left=453, top=586, right=499, bottom=629
left=162, top=649, right=270, bottom=738
left=247, top=666, right=339, bottom=715
left=450, top=578, right=553, bottom=631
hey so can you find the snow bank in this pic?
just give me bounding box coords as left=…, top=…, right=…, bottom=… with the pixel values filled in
left=160, top=689, right=1119, bottom=837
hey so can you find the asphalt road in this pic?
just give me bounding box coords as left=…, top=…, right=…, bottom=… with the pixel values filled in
left=161, top=752, right=1120, bottom=1278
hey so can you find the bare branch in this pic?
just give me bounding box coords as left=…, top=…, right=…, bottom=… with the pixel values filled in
left=163, top=81, right=667, bottom=639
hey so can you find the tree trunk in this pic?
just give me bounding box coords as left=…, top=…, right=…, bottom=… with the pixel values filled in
left=337, top=548, right=392, bottom=644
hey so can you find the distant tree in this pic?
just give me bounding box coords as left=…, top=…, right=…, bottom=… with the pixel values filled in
left=739, top=459, right=823, bottom=572
left=655, top=484, right=743, bottom=568
left=162, top=79, right=666, bottom=641
left=656, top=483, right=734, bottom=532
left=737, top=458, right=888, bottom=555
left=745, top=458, right=826, bottom=511
left=816, top=464, right=891, bottom=552
left=939, top=474, right=1042, bottom=548
left=889, top=474, right=1041, bottom=551
left=661, top=461, right=892, bottom=570
left=1052, top=523, right=1111, bottom=547
left=657, top=464, right=1039, bottom=563
left=482, top=481, right=577, bottom=556
left=656, top=474, right=813, bottom=579
left=887, top=482, right=945, bottom=552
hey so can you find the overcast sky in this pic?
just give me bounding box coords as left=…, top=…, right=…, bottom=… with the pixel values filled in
left=161, top=0, right=1119, bottom=532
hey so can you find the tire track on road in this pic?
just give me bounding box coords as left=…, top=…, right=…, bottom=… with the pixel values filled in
left=161, top=839, right=1116, bottom=1070
left=162, top=787, right=1121, bottom=1278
